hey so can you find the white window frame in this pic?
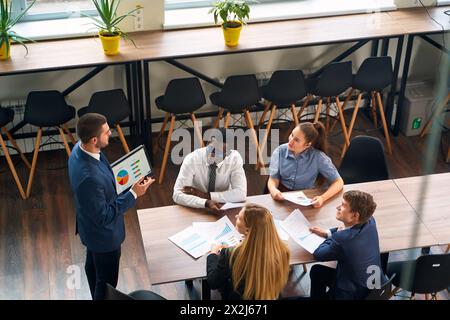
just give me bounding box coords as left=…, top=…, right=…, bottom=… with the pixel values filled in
left=12, top=0, right=97, bottom=22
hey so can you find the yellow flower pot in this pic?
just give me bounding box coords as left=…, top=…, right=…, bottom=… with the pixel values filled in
left=98, top=31, right=121, bottom=56
left=0, top=39, right=11, bottom=60
left=221, top=21, right=242, bottom=47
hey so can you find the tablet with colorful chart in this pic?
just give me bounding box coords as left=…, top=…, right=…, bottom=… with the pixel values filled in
left=110, top=145, right=152, bottom=194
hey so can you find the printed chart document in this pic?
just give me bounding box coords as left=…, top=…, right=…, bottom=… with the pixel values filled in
left=220, top=202, right=245, bottom=210
left=283, top=191, right=315, bottom=206
left=192, top=216, right=242, bottom=247
left=280, top=209, right=324, bottom=253
left=274, top=219, right=290, bottom=241
left=168, top=226, right=210, bottom=259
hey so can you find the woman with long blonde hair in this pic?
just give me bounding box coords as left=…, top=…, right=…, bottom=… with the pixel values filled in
left=207, top=203, right=290, bottom=300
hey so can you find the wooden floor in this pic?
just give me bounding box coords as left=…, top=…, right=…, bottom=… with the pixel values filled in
left=0, top=112, right=449, bottom=300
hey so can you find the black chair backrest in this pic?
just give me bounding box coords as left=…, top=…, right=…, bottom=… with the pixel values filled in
left=263, top=70, right=307, bottom=105
left=104, top=283, right=135, bottom=300
left=413, top=253, right=450, bottom=294
left=24, top=90, right=73, bottom=127
left=0, top=107, right=14, bottom=127
left=313, top=61, right=353, bottom=97
left=87, top=89, right=130, bottom=125
left=366, top=273, right=395, bottom=300
left=353, top=56, right=393, bottom=92
left=217, top=74, right=261, bottom=110
left=162, top=77, right=206, bottom=114
left=339, top=136, right=389, bottom=184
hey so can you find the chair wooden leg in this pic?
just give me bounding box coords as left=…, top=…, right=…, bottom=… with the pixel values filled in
left=340, top=93, right=362, bottom=158
left=258, top=101, right=272, bottom=127
left=291, top=103, right=299, bottom=127
left=58, top=127, right=72, bottom=157
left=297, top=95, right=310, bottom=123
left=223, top=112, right=231, bottom=129
left=259, top=104, right=277, bottom=163
left=213, top=108, right=224, bottom=129
left=376, top=92, right=393, bottom=155
left=26, top=128, right=42, bottom=198
left=244, top=110, right=265, bottom=172
left=446, top=147, right=450, bottom=163
left=116, top=124, right=130, bottom=153
left=325, top=97, right=331, bottom=135
left=335, top=96, right=350, bottom=148
left=330, top=89, right=354, bottom=134
left=191, top=113, right=204, bottom=148
left=302, top=264, right=307, bottom=273
left=154, top=112, right=170, bottom=155
left=314, top=99, right=323, bottom=123
left=62, top=124, right=77, bottom=145
left=0, top=131, right=26, bottom=199
left=420, top=93, right=450, bottom=137
left=390, top=286, right=401, bottom=298
left=371, top=92, right=378, bottom=129
left=158, top=116, right=175, bottom=185
left=2, top=127, right=31, bottom=169
left=445, top=245, right=449, bottom=254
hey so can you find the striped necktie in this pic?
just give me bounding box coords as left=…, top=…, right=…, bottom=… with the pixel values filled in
left=208, top=163, right=217, bottom=192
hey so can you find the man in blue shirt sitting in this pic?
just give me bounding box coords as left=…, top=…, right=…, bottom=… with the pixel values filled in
left=309, top=190, right=383, bottom=300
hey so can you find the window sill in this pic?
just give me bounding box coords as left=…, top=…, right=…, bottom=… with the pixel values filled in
left=164, top=0, right=397, bottom=30
left=13, top=17, right=96, bottom=41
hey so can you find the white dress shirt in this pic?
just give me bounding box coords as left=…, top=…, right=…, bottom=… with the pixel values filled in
left=173, top=147, right=247, bottom=208
left=80, top=143, right=137, bottom=199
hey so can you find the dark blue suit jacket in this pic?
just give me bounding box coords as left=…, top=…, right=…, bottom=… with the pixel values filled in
left=68, top=142, right=136, bottom=253
left=313, top=216, right=382, bottom=300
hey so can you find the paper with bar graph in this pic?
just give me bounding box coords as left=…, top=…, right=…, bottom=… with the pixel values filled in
left=280, top=209, right=324, bottom=253
left=192, top=216, right=242, bottom=247
left=168, top=226, right=210, bottom=259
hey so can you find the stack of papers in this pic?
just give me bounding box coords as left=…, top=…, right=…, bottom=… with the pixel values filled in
left=283, top=191, right=315, bottom=206
left=169, top=216, right=242, bottom=259
left=279, top=209, right=325, bottom=253
left=220, top=202, right=245, bottom=210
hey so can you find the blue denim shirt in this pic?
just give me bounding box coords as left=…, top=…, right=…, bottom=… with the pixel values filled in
left=269, top=144, right=340, bottom=190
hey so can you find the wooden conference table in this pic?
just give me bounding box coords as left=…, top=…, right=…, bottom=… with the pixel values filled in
left=137, top=173, right=450, bottom=288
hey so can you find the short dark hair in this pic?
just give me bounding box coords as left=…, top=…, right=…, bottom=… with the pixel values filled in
left=343, top=190, right=377, bottom=224
left=77, top=113, right=107, bottom=144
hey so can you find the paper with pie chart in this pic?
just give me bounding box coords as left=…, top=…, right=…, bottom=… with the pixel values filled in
left=111, top=145, right=152, bottom=194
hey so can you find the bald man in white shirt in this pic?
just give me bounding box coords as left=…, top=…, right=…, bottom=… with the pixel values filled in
left=173, top=133, right=247, bottom=210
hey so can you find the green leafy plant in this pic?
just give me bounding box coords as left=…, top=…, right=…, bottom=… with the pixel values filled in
left=208, top=0, right=252, bottom=29
left=0, top=0, right=36, bottom=57
left=84, top=0, right=141, bottom=45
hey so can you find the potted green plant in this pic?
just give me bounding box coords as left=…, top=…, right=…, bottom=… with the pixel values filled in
left=209, top=0, right=251, bottom=47
left=85, top=0, right=141, bottom=56
left=0, top=0, right=36, bottom=60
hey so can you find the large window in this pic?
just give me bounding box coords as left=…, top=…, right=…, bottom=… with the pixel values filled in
left=14, top=0, right=96, bottom=21
left=165, top=0, right=290, bottom=10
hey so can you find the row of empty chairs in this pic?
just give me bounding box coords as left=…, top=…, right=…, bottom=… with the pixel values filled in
left=155, top=56, right=395, bottom=183
left=0, top=89, right=132, bottom=199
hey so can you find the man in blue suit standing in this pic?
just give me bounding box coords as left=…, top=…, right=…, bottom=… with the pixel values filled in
left=309, top=190, right=382, bottom=300
left=68, top=113, right=154, bottom=300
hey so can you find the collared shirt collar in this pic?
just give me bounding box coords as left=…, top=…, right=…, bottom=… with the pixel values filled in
left=80, top=143, right=100, bottom=161
left=204, top=147, right=226, bottom=169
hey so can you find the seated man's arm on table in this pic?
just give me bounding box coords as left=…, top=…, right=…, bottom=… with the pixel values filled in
left=173, top=154, right=207, bottom=208
left=210, top=151, right=247, bottom=203
left=267, top=147, right=284, bottom=200
left=313, top=228, right=342, bottom=262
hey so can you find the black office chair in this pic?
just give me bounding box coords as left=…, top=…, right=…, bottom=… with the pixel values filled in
left=306, top=61, right=352, bottom=147
left=258, top=70, right=309, bottom=156
left=104, top=283, right=166, bottom=300
left=155, top=77, right=206, bottom=184
left=387, top=253, right=450, bottom=300
left=0, top=107, right=31, bottom=199
left=78, top=89, right=131, bottom=154
left=211, top=74, right=263, bottom=167
left=23, top=90, right=76, bottom=198
left=338, top=136, right=389, bottom=184
left=365, top=273, right=395, bottom=300
left=343, top=56, right=394, bottom=157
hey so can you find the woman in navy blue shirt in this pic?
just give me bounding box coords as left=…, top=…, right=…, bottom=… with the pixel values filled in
left=267, top=122, right=343, bottom=208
